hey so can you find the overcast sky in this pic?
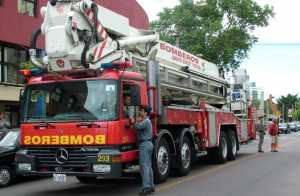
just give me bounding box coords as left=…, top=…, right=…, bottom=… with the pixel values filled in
left=137, top=0, right=300, bottom=43
left=137, top=0, right=300, bottom=99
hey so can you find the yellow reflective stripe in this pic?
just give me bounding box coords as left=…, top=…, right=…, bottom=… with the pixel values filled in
left=23, top=135, right=106, bottom=145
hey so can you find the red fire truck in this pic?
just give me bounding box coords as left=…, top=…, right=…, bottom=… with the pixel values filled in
left=16, top=0, right=255, bottom=184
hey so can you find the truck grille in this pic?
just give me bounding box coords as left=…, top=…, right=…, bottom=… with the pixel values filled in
left=27, top=148, right=100, bottom=172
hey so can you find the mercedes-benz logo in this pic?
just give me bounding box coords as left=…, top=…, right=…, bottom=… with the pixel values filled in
left=55, top=148, right=69, bottom=164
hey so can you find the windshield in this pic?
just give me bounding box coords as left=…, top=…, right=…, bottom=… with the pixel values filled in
left=24, top=80, right=118, bottom=122
left=0, top=132, right=19, bottom=147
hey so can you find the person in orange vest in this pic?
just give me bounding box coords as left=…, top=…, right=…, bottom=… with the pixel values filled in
left=268, top=119, right=279, bottom=152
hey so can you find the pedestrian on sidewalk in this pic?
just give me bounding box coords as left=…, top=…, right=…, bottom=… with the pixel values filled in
left=268, top=118, right=279, bottom=152
left=256, top=116, right=266, bottom=153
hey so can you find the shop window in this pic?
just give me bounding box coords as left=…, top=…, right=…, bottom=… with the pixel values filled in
left=3, top=47, right=26, bottom=85
left=5, top=105, right=20, bottom=128
left=18, top=0, right=36, bottom=17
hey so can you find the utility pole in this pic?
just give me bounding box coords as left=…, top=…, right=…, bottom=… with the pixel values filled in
left=282, top=104, right=285, bottom=123
left=266, top=100, right=269, bottom=121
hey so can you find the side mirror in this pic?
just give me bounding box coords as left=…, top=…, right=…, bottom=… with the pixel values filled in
left=19, top=88, right=25, bottom=122
left=19, top=88, right=24, bottom=102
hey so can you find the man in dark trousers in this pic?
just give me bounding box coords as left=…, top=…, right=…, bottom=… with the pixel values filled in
left=132, top=106, right=155, bottom=196
left=256, top=116, right=266, bottom=153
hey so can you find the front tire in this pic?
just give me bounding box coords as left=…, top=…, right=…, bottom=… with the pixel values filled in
left=0, top=166, right=14, bottom=187
left=76, top=176, right=97, bottom=184
left=153, top=138, right=171, bottom=183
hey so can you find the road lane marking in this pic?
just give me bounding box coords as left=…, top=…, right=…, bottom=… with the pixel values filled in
left=157, top=140, right=298, bottom=192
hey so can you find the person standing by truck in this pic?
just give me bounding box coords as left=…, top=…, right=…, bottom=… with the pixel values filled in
left=269, top=119, right=279, bottom=152
left=132, top=106, right=155, bottom=196
left=256, top=116, right=266, bottom=153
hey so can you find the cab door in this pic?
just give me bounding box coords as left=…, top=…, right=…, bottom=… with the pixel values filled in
left=119, top=81, right=142, bottom=145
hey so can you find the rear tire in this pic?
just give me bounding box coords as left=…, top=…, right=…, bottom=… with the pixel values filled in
left=176, top=136, right=192, bottom=176
left=227, top=130, right=238, bottom=161
left=209, top=132, right=228, bottom=164
left=153, top=138, right=171, bottom=183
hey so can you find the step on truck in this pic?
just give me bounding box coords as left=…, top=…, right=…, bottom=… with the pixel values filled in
left=16, top=0, right=255, bottom=184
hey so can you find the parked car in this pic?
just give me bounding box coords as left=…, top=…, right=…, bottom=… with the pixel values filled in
left=279, top=123, right=290, bottom=134
left=288, top=122, right=297, bottom=132
left=294, top=121, right=300, bottom=132
left=0, top=129, right=10, bottom=141
left=0, top=132, right=6, bottom=141
left=0, top=130, right=19, bottom=187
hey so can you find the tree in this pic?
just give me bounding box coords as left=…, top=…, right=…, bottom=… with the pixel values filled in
left=277, top=94, right=299, bottom=122
left=252, top=98, right=261, bottom=110
left=151, top=0, right=274, bottom=71
left=292, top=102, right=300, bottom=121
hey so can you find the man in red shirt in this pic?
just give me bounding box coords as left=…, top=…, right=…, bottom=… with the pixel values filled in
left=268, top=119, right=279, bottom=152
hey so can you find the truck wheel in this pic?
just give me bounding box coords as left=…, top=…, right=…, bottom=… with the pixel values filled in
left=0, top=166, right=14, bottom=187
left=211, top=131, right=228, bottom=164
left=176, top=136, right=192, bottom=176
left=153, top=138, right=171, bottom=183
left=76, top=176, right=97, bottom=184
left=227, top=130, right=238, bottom=161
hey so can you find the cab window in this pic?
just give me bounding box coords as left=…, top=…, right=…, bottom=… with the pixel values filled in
left=122, top=83, right=140, bottom=119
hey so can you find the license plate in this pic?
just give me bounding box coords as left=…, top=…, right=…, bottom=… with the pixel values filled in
left=53, top=174, right=67, bottom=183
left=93, top=164, right=111, bottom=173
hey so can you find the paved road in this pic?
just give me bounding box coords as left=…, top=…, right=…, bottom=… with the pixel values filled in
left=2, top=133, right=300, bottom=196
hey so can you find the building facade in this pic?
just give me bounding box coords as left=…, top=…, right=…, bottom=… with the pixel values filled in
left=249, top=82, right=265, bottom=118
left=0, top=0, right=149, bottom=127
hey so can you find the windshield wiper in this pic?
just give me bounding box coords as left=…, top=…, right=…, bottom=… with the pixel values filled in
left=53, top=113, right=85, bottom=120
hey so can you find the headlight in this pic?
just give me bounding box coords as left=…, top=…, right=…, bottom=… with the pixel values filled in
left=93, top=164, right=111, bottom=173
left=18, top=163, right=32, bottom=171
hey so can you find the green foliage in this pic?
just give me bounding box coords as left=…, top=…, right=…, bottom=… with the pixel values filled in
left=252, top=98, right=261, bottom=109
left=151, top=0, right=274, bottom=71
left=292, top=110, right=300, bottom=121
left=292, top=102, right=300, bottom=121
left=20, top=60, right=35, bottom=70
left=264, top=100, right=275, bottom=115
left=277, top=94, right=299, bottom=121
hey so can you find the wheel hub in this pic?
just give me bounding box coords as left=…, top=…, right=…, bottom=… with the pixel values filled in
left=157, top=146, right=169, bottom=175
left=222, top=137, right=228, bottom=158
left=181, top=143, right=191, bottom=169
left=231, top=135, right=237, bottom=155
left=0, top=169, right=10, bottom=185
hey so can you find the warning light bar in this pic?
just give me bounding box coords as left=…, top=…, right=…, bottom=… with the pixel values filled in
left=19, top=68, right=46, bottom=77
left=101, top=61, right=133, bottom=70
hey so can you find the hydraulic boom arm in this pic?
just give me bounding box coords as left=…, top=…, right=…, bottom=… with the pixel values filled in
left=30, top=0, right=159, bottom=72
